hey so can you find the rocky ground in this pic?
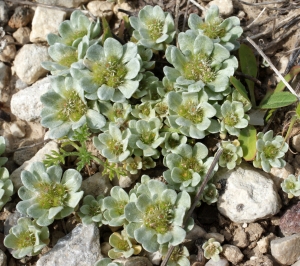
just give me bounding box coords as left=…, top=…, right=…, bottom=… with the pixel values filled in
left=1, top=0, right=300, bottom=265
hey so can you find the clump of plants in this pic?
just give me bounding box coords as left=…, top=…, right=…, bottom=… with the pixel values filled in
left=4, top=3, right=298, bottom=265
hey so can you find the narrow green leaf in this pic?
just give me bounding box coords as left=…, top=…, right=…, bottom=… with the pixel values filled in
left=101, top=17, right=113, bottom=45
left=230, top=76, right=250, bottom=102
left=238, top=44, right=257, bottom=106
left=296, top=103, right=300, bottom=118
left=259, top=91, right=297, bottom=109
left=238, top=125, right=257, bottom=161
left=275, top=65, right=300, bottom=93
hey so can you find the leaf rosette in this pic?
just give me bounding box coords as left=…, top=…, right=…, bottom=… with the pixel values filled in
left=78, top=195, right=108, bottom=226
left=163, top=143, right=217, bottom=192
left=218, top=140, right=243, bottom=169
left=4, top=217, right=49, bottom=259
left=16, top=162, right=84, bottom=226
left=188, top=5, right=243, bottom=51
left=164, top=30, right=238, bottom=97
left=73, top=38, right=142, bottom=102
left=125, top=179, right=193, bottom=252
left=130, top=5, right=176, bottom=51
left=167, top=91, right=218, bottom=139
left=253, top=130, right=288, bottom=172
left=281, top=174, right=300, bottom=198
left=219, top=100, right=249, bottom=137
left=40, top=76, right=106, bottom=139
left=0, top=136, right=13, bottom=210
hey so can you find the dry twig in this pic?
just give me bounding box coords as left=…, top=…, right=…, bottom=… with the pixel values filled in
left=247, top=37, right=299, bottom=100
left=161, top=148, right=223, bottom=266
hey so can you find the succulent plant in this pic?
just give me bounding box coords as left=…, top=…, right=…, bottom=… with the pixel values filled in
left=218, top=100, right=249, bottom=137
left=74, top=38, right=142, bottom=102
left=0, top=136, right=13, bottom=209
left=161, top=132, right=187, bottom=157
left=103, top=186, right=130, bottom=227
left=141, top=156, right=156, bottom=170
left=40, top=75, right=106, bottom=139
left=46, top=10, right=100, bottom=47
left=202, top=238, right=223, bottom=262
left=16, top=162, right=84, bottom=226
left=200, top=183, right=219, bottom=205
left=123, top=156, right=142, bottom=174
left=130, top=5, right=176, bottom=50
left=253, top=130, right=288, bottom=173
left=94, top=258, right=121, bottom=266
left=0, top=136, right=7, bottom=167
left=160, top=244, right=190, bottom=266
left=218, top=140, right=243, bottom=169
left=188, top=5, right=243, bottom=51
left=78, top=195, right=108, bottom=226
left=163, top=143, right=217, bottom=193
left=227, top=89, right=252, bottom=112
left=131, top=102, right=156, bottom=120
left=125, top=179, right=193, bottom=252
left=108, top=230, right=142, bottom=259
left=281, top=174, right=300, bottom=198
left=93, top=123, right=131, bottom=163
left=128, top=118, right=164, bottom=158
left=4, top=217, right=49, bottom=259
left=164, top=30, right=238, bottom=95
left=167, top=91, right=218, bottom=139
left=100, top=101, right=132, bottom=131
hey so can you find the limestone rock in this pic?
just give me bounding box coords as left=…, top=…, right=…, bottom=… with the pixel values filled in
left=280, top=201, right=300, bottom=236
left=10, top=141, right=59, bottom=190
left=8, top=6, right=34, bottom=28
left=10, top=77, right=51, bottom=121
left=87, top=1, right=115, bottom=22
left=81, top=172, right=112, bottom=197
left=30, top=6, right=66, bottom=43
left=205, top=257, right=229, bottom=266
left=271, top=233, right=300, bottom=265
left=13, top=44, right=50, bottom=84
left=36, top=0, right=89, bottom=8
left=13, top=27, right=31, bottom=44
left=0, top=35, right=16, bottom=62
left=216, top=164, right=281, bottom=223
left=222, top=245, right=244, bottom=265
left=207, top=0, right=233, bottom=16
left=37, top=223, right=102, bottom=266
left=245, top=223, right=264, bottom=242
left=232, top=226, right=249, bottom=248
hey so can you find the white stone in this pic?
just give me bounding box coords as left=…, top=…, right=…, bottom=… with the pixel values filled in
left=292, top=134, right=300, bottom=152
left=205, top=257, right=229, bottom=266
left=207, top=0, right=233, bottom=16
left=81, top=172, right=112, bottom=197
left=216, top=163, right=281, bottom=223
left=0, top=1, right=9, bottom=26
left=10, top=77, right=51, bottom=121
left=14, top=44, right=50, bottom=84
left=222, top=245, right=244, bottom=264
left=87, top=1, right=115, bottom=22
left=271, top=233, right=300, bottom=265
left=10, top=140, right=59, bottom=190
left=148, top=251, right=162, bottom=265
left=0, top=35, right=16, bottom=62
left=30, top=6, right=66, bottom=43
left=36, top=0, right=89, bottom=8
left=13, top=27, right=31, bottom=44
left=0, top=62, right=11, bottom=103
left=37, top=224, right=102, bottom=266
left=292, top=259, right=300, bottom=266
